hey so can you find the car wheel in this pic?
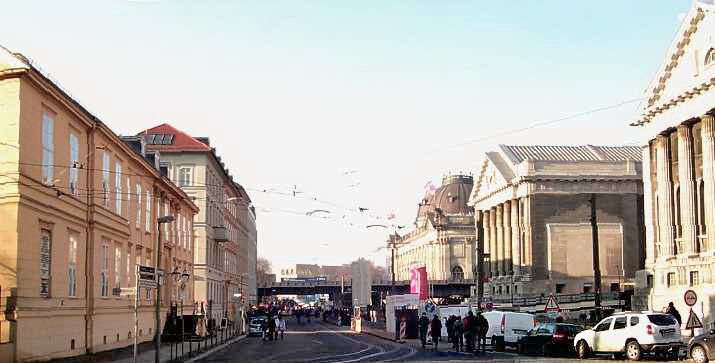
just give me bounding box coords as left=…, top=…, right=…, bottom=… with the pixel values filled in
left=626, top=340, right=642, bottom=361
left=577, top=341, right=590, bottom=359
left=692, top=345, right=708, bottom=363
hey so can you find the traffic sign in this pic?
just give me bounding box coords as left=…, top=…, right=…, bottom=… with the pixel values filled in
left=545, top=294, right=560, bottom=312
left=686, top=309, right=703, bottom=329
left=486, top=302, right=493, bottom=310
left=684, top=290, right=698, bottom=307
left=425, top=302, right=436, bottom=314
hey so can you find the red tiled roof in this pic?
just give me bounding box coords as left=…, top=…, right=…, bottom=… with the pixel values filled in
left=139, top=123, right=211, bottom=152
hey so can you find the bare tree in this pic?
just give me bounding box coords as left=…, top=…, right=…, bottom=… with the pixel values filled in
left=257, top=257, right=273, bottom=283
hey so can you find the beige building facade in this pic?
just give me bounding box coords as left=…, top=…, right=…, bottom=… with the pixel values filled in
left=469, top=145, right=644, bottom=300
left=392, top=175, right=476, bottom=282
left=0, top=48, right=198, bottom=362
left=139, top=123, right=257, bottom=318
left=631, top=0, right=715, bottom=329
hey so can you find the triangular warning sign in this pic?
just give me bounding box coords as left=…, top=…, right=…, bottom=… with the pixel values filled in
left=686, top=309, right=703, bottom=329
left=545, top=294, right=560, bottom=312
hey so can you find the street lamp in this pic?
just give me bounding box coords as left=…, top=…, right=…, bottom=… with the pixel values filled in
left=155, top=215, right=174, bottom=363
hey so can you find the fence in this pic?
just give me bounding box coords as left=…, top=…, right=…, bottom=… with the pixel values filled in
left=164, top=318, right=241, bottom=362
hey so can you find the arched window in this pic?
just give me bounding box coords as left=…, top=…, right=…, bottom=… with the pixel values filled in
left=706, top=48, right=715, bottom=67
left=451, top=265, right=464, bottom=281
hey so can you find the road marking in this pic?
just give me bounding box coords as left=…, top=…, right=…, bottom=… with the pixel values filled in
left=312, top=339, right=324, bottom=345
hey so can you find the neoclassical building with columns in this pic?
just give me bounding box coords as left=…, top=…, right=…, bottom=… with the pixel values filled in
left=631, top=0, right=715, bottom=326
left=468, top=145, right=644, bottom=300
left=391, top=175, right=476, bottom=282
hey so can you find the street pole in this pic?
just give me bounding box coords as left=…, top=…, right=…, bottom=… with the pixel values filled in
left=155, top=223, right=162, bottom=363
left=134, top=265, right=139, bottom=363
left=390, top=245, right=395, bottom=295
left=476, top=211, right=484, bottom=309
left=589, top=193, right=602, bottom=320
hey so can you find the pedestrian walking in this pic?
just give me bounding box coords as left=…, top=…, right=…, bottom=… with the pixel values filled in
left=446, top=315, right=455, bottom=345
left=453, top=315, right=464, bottom=352
left=431, top=315, right=442, bottom=351
left=476, top=312, right=489, bottom=353
left=418, top=313, right=430, bottom=349
left=277, top=315, right=286, bottom=340
left=465, top=311, right=477, bottom=352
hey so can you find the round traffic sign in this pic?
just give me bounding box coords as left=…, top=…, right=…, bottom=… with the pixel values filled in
left=684, top=290, right=698, bottom=307
left=486, top=303, right=493, bottom=310
left=425, top=302, right=436, bottom=314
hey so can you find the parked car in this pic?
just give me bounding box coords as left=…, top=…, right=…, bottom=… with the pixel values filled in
left=688, top=328, right=715, bottom=363
left=248, top=317, right=266, bottom=337
left=482, top=311, right=535, bottom=351
left=517, top=323, right=583, bottom=356
left=574, top=312, right=682, bottom=361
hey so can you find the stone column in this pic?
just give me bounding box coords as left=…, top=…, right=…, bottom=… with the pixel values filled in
left=510, top=199, right=520, bottom=274
left=523, top=196, right=532, bottom=274
left=495, top=204, right=504, bottom=276
left=677, top=124, right=697, bottom=253
left=490, top=207, right=497, bottom=277
left=483, top=210, right=493, bottom=277
left=503, top=202, right=512, bottom=276
left=701, top=115, right=715, bottom=251
left=641, top=144, right=656, bottom=264
left=656, top=135, right=675, bottom=256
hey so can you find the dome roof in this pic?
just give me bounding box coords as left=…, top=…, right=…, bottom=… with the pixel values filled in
left=417, top=175, right=474, bottom=221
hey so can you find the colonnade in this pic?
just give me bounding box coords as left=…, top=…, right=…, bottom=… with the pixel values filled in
left=477, top=197, right=531, bottom=279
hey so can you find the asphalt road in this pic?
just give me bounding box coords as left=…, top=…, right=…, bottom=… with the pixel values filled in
left=200, top=317, right=691, bottom=362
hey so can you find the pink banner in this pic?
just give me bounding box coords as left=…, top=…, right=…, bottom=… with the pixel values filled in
left=410, top=266, right=428, bottom=300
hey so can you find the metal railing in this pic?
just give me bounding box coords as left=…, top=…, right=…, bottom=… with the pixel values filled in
left=165, top=319, right=241, bottom=362
left=484, top=292, right=624, bottom=307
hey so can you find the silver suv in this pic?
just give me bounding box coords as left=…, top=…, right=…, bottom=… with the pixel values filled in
left=574, top=312, right=683, bottom=361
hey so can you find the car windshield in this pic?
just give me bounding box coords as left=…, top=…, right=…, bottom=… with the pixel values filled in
left=648, top=314, right=677, bottom=326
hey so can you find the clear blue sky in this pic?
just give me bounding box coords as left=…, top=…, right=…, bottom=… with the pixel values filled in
left=0, top=1, right=691, bottom=273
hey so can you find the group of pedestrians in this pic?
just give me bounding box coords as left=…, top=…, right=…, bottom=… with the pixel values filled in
left=446, top=311, right=489, bottom=353
left=262, top=314, right=286, bottom=341
left=418, top=313, right=443, bottom=350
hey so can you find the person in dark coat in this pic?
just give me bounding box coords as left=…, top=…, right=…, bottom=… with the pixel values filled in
left=666, top=302, right=682, bottom=325
left=463, top=312, right=474, bottom=352
left=453, top=315, right=464, bottom=352
left=431, top=315, right=443, bottom=351
left=476, top=312, right=489, bottom=353
left=418, top=313, right=430, bottom=349
left=446, top=315, right=455, bottom=344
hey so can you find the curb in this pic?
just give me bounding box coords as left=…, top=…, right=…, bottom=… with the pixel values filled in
left=359, top=328, right=397, bottom=343
left=183, top=335, right=247, bottom=363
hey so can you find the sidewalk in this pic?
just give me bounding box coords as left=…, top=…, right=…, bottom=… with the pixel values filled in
left=50, top=334, right=246, bottom=363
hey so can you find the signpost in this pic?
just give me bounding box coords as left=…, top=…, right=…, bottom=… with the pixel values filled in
left=684, top=290, right=701, bottom=338
left=133, top=265, right=157, bottom=363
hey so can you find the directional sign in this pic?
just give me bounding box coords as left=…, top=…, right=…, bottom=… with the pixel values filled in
left=686, top=309, right=703, bottom=329
left=138, top=279, right=157, bottom=289
left=119, top=287, right=136, bottom=296
left=684, top=290, right=698, bottom=307
left=545, top=294, right=560, bottom=312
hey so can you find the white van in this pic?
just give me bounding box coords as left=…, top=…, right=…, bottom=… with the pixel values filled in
left=482, top=311, right=535, bottom=351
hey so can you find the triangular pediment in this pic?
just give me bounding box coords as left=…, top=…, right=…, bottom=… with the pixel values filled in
left=470, top=152, right=515, bottom=203
left=641, top=2, right=715, bottom=117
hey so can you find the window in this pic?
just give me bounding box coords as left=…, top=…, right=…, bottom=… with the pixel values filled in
left=69, top=134, right=79, bottom=194
left=164, top=202, right=169, bottom=237
left=179, top=167, right=193, bottom=187
left=136, top=185, right=142, bottom=228
left=115, top=245, right=122, bottom=290
left=647, top=274, right=654, bottom=288
left=102, top=152, right=110, bottom=206
left=145, top=251, right=153, bottom=300
left=647, top=314, right=677, bottom=326
left=135, top=252, right=142, bottom=298
left=42, top=114, right=54, bottom=184
left=690, top=271, right=700, bottom=286
left=583, top=284, right=592, bottom=293
left=613, top=317, right=627, bottom=330
left=593, top=318, right=612, bottom=332
left=706, top=48, right=715, bottom=66
left=146, top=191, right=152, bottom=232
left=68, top=233, right=77, bottom=297
left=115, top=162, right=122, bottom=214
left=629, top=316, right=639, bottom=327
left=610, top=283, right=620, bottom=292
left=100, top=244, right=109, bottom=297
left=40, top=229, right=52, bottom=296
left=556, top=283, right=565, bottom=293
left=126, top=245, right=132, bottom=288
left=451, top=266, right=464, bottom=281
left=126, top=176, right=131, bottom=218
left=667, top=272, right=677, bottom=287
